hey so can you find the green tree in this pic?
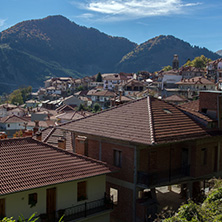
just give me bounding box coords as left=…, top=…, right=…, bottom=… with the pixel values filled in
left=9, top=89, right=24, bottom=105
left=92, top=103, right=101, bottom=113
left=76, top=85, right=84, bottom=91
left=20, top=86, right=32, bottom=102
left=96, top=72, right=102, bottom=82
left=163, top=179, right=222, bottom=222
left=162, top=65, right=173, bottom=71
left=183, top=55, right=211, bottom=69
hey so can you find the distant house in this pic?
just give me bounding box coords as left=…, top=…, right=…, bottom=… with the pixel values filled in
left=56, top=111, right=91, bottom=124
left=207, top=58, right=222, bottom=82
left=176, top=76, right=215, bottom=91
left=7, top=107, right=26, bottom=117
left=121, top=79, right=146, bottom=97
left=87, top=89, right=116, bottom=109
left=0, top=115, right=28, bottom=137
left=62, top=95, right=83, bottom=107
left=0, top=137, right=115, bottom=221
left=158, top=70, right=182, bottom=90
left=163, top=94, right=188, bottom=105
left=102, top=73, right=128, bottom=91
left=0, top=104, right=17, bottom=118
left=181, top=66, right=205, bottom=79
left=25, top=100, right=39, bottom=108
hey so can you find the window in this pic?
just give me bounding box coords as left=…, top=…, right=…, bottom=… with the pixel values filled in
left=201, top=148, right=207, bottom=165
left=110, top=188, right=118, bottom=205
left=28, top=193, right=37, bottom=207
left=7, top=124, right=10, bottom=128
left=77, top=181, right=87, bottom=201
left=114, top=150, right=122, bottom=167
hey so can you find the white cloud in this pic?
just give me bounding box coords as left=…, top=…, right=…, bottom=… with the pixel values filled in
left=0, top=19, right=6, bottom=27
left=76, top=0, right=202, bottom=21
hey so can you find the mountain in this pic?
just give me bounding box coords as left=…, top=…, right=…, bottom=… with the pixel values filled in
left=116, top=35, right=220, bottom=72
left=0, top=15, right=220, bottom=93
left=216, top=50, right=222, bottom=56
left=0, top=15, right=136, bottom=93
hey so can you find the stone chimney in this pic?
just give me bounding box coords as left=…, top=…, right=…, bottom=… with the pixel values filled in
left=33, top=121, right=39, bottom=134
left=58, top=137, right=66, bottom=150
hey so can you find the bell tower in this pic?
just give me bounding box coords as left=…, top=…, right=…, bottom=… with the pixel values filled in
left=172, top=54, right=179, bottom=70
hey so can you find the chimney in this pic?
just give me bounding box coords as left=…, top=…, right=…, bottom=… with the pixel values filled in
left=33, top=121, right=39, bottom=134
left=36, top=131, right=42, bottom=141
left=119, top=91, right=122, bottom=102
left=58, top=137, right=66, bottom=150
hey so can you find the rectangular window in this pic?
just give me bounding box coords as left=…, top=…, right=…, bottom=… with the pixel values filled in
left=77, top=181, right=87, bottom=201
left=28, top=193, right=37, bottom=207
left=201, top=148, right=207, bottom=165
left=114, top=150, right=122, bottom=167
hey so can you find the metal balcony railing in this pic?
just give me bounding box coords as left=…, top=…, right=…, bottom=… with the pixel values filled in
left=37, top=196, right=113, bottom=222
left=137, top=165, right=190, bottom=187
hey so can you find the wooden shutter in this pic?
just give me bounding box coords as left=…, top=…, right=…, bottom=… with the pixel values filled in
left=77, top=181, right=87, bottom=201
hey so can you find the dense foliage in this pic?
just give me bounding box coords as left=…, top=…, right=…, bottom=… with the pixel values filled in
left=163, top=179, right=222, bottom=222
left=8, top=86, right=32, bottom=105
left=183, top=55, right=212, bottom=69
left=162, top=65, right=173, bottom=71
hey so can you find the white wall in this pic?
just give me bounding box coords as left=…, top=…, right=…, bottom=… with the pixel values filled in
left=6, top=122, right=25, bottom=130
left=1, top=175, right=106, bottom=220
left=162, top=75, right=182, bottom=89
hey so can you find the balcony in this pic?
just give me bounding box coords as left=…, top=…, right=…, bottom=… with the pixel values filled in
left=137, top=165, right=190, bottom=187
left=35, top=197, right=113, bottom=222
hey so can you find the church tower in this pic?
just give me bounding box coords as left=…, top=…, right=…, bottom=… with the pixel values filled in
left=172, top=54, right=179, bottom=70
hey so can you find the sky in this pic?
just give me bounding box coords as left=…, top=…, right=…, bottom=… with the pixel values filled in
left=0, top=0, right=222, bottom=52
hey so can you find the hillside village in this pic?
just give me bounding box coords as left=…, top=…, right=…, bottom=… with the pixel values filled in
left=1, top=55, right=222, bottom=222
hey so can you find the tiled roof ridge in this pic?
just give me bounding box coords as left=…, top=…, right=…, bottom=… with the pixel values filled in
left=59, top=97, right=147, bottom=129
left=3, top=114, right=28, bottom=122
left=147, top=96, right=155, bottom=144
left=42, top=127, right=56, bottom=143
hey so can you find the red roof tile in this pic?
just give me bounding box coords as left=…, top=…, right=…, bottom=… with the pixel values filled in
left=0, top=137, right=115, bottom=195
left=59, top=97, right=210, bottom=145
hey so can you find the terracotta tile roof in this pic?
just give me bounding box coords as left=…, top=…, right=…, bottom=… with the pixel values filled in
left=121, top=79, right=145, bottom=87
left=176, top=77, right=215, bottom=85
left=102, top=73, right=127, bottom=81
left=87, top=89, right=115, bottom=97
left=0, top=137, right=115, bottom=195
left=0, top=115, right=28, bottom=123
left=56, top=111, right=92, bottom=121
left=178, top=106, right=214, bottom=123
left=164, top=95, right=187, bottom=103
left=59, top=97, right=210, bottom=145
left=179, top=100, right=199, bottom=111
left=27, top=120, right=56, bottom=128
